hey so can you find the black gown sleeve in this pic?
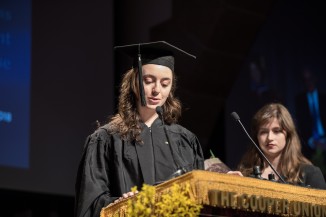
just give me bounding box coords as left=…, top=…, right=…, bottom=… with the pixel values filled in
left=75, top=129, right=118, bottom=217
left=174, top=125, right=205, bottom=171
left=302, top=164, right=326, bottom=190
left=191, top=134, right=205, bottom=170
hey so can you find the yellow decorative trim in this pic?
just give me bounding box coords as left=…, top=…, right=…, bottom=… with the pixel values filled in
left=101, top=171, right=326, bottom=217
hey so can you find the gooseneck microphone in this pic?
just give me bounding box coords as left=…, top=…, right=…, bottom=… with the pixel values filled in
left=156, top=106, right=186, bottom=179
left=230, top=112, right=286, bottom=183
left=155, top=106, right=165, bottom=125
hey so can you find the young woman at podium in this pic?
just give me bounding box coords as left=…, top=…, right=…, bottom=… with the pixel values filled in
left=74, top=41, right=204, bottom=217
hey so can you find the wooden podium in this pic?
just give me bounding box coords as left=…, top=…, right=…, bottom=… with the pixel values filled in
left=101, top=170, right=326, bottom=217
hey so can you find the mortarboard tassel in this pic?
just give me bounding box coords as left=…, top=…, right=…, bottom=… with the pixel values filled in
left=137, top=45, right=147, bottom=106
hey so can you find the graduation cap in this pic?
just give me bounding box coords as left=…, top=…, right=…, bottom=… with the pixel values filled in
left=114, top=41, right=196, bottom=106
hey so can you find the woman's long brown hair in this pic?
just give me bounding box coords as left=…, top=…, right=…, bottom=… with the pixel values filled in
left=108, top=67, right=182, bottom=143
left=238, top=103, right=311, bottom=184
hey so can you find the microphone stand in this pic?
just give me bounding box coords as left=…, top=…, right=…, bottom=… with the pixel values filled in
left=156, top=106, right=186, bottom=179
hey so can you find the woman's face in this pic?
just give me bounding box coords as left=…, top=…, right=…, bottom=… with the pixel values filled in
left=140, top=64, right=173, bottom=110
left=257, top=118, right=287, bottom=159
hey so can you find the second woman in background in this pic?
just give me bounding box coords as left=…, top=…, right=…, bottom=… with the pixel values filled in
left=228, top=103, right=326, bottom=190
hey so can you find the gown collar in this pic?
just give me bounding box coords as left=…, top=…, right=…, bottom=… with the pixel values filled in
left=140, top=117, right=163, bottom=129
left=135, top=117, right=162, bottom=185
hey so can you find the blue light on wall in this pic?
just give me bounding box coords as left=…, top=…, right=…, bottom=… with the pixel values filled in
left=0, top=0, right=31, bottom=168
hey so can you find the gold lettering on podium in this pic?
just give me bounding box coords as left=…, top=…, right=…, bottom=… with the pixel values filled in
left=258, top=196, right=266, bottom=212
left=208, top=190, right=326, bottom=217
left=220, top=191, right=229, bottom=207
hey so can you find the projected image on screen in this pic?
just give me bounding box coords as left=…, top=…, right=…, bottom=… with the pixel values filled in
left=0, top=0, right=31, bottom=168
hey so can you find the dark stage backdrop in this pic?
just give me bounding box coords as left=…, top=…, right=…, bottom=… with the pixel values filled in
left=226, top=0, right=326, bottom=171
left=0, top=0, right=114, bottom=197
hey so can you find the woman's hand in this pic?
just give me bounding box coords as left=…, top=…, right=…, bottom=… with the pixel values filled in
left=113, top=191, right=139, bottom=204
left=227, top=171, right=244, bottom=176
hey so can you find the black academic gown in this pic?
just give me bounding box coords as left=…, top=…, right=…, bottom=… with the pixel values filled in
left=75, top=118, right=204, bottom=217
left=300, top=164, right=326, bottom=190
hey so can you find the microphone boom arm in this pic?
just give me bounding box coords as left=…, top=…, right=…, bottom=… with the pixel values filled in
left=156, top=106, right=186, bottom=178
left=232, top=112, right=286, bottom=184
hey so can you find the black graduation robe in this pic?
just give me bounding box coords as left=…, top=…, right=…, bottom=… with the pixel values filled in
left=300, top=164, right=326, bottom=190
left=75, top=118, right=204, bottom=217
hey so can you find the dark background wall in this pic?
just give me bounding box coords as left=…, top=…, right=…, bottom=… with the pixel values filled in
left=1, top=0, right=114, bottom=216
left=1, top=0, right=326, bottom=216
left=226, top=0, right=326, bottom=169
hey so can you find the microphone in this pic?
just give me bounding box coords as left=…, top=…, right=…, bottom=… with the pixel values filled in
left=230, top=112, right=286, bottom=183
left=156, top=106, right=186, bottom=179
left=155, top=106, right=165, bottom=125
